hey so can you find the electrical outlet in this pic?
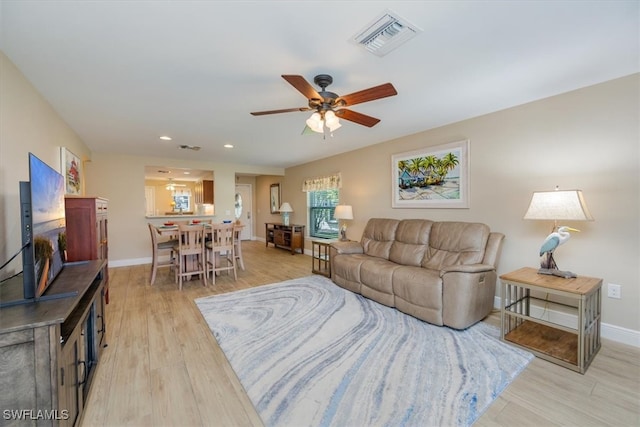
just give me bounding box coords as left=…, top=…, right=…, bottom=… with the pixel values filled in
left=607, top=283, right=621, bottom=299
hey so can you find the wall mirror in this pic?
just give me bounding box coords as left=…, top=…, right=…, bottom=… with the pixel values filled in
left=144, top=165, right=214, bottom=216
left=270, top=183, right=280, bottom=214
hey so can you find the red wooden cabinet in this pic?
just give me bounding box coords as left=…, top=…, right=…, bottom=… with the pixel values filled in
left=65, top=197, right=110, bottom=302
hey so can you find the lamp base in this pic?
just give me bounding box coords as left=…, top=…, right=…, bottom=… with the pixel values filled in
left=339, top=225, right=348, bottom=241
left=538, top=268, right=577, bottom=279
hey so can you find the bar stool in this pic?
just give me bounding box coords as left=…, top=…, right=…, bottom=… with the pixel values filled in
left=173, top=224, right=207, bottom=290
left=206, top=223, right=237, bottom=284
left=148, top=223, right=178, bottom=286
left=233, top=224, right=245, bottom=271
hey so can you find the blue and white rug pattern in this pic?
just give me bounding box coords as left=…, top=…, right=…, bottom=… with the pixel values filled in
left=195, top=275, right=533, bottom=427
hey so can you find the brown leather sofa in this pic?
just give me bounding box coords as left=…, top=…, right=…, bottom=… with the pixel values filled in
left=329, top=218, right=504, bottom=329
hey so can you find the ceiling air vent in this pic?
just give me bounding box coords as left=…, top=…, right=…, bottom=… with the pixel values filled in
left=351, top=9, right=422, bottom=57
left=178, top=144, right=201, bottom=151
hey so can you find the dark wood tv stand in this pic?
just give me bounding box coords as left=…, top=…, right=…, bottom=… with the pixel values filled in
left=265, top=223, right=305, bottom=254
left=0, top=259, right=107, bottom=427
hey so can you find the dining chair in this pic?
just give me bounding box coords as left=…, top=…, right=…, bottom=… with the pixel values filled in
left=173, top=223, right=207, bottom=290
left=148, top=223, right=178, bottom=286
left=233, top=224, right=245, bottom=271
left=205, top=223, right=237, bottom=284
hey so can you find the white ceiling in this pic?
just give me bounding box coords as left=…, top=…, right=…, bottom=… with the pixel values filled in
left=1, top=1, right=638, bottom=169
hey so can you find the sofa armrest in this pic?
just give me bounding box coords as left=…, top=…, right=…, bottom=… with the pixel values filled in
left=440, top=264, right=498, bottom=329
left=439, top=263, right=495, bottom=277
left=330, top=241, right=364, bottom=255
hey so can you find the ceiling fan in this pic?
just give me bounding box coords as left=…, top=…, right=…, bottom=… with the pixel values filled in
left=250, top=74, right=397, bottom=133
left=166, top=178, right=186, bottom=191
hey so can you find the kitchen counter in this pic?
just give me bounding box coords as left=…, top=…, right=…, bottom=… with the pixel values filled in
left=146, top=215, right=216, bottom=220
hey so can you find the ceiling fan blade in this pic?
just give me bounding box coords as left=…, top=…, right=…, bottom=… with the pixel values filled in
left=251, top=107, right=312, bottom=116
left=282, top=75, right=322, bottom=100
left=335, top=109, right=381, bottom=127
left=338, top=83, right=397, bottom=107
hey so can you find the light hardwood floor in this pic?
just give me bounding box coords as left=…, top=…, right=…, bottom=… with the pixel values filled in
left=81, top=241, right=640, bottom=426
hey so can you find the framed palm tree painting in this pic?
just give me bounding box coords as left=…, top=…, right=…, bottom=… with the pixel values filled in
left=391, top=140, right=469, bottom=208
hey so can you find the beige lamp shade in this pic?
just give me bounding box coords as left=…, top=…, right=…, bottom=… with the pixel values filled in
left=524, top=189, right=594, bottom=221
left=334, top=205, right=353, bottom=220
left=279, top=202, right=293, bottom=213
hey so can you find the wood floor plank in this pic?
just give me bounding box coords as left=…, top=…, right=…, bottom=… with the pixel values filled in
left=147, top=310, right=184, bottom=371
left=81, top=241, right=640, bottom=427
left=150, top=362, right=202, bottom=426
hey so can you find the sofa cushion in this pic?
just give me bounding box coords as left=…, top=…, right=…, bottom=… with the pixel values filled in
left=331, top=253, right=369, bottom=294
left=423, top=222, right=490, bottom=270
left=361, top=218, right=399, bottom=260
left=393, top=266, right=443, bottom=325
left=389, top=219, right=432, bottom=266
left=359, top=258, right=401, bottom=307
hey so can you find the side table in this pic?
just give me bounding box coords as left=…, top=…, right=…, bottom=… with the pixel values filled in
left=311, top=239, right=335, bottom=277
left=500, top=267, right=602, bottom=374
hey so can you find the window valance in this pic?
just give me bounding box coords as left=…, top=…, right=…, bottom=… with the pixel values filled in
left=302, top=173, right=342, bottom=192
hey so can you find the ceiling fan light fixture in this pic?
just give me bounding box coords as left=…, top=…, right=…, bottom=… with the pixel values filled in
left=327, top=120, right=342, bottom=132
left=306, top=112, right=324, bottom=133
left=324, top=110, right=341, bottom=132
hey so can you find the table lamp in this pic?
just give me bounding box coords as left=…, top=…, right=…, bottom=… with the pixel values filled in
left=279, top=202, right=293, bottom=226
left=523, top=187, right=593, bottom=278
left=334, top=205, right=353, bottom=241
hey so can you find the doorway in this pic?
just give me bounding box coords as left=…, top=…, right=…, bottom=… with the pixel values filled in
left=235, top=184, right=253, bottom=240
left=145, top=186, right=155, bottom=216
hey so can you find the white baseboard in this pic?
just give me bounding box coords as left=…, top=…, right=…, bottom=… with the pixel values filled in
left=109, top=257, right=151, bottom=267
left=493, top=296, right=639, bottom=348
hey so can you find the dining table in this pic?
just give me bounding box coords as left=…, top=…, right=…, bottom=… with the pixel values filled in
left=154, top=221, right=244, bottom=279
left=155, top=221, right=243, bottom=237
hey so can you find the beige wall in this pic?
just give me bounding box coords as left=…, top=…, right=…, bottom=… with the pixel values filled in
left=2, top=48, right=637, bottom=337
left=284, top=74, right=639, bottom=333
left=255, top=175, right=286, bottom=231
left=0, top=51, right=91, bottom=276
left=83, top=153, right=283, bottom=265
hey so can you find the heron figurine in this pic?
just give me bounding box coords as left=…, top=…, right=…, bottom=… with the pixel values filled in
left=538, top=226, right=580, bottom=278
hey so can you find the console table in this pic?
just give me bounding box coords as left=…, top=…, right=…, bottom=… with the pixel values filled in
left=0, top=260, right=107, bottom=426
left=500, top=267, right=602, bottom=373
left=265, top=223, right=305, bottom=254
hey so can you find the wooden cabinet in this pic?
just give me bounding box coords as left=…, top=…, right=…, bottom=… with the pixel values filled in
left=202, top=180, right=214, bottom=204
left=65, top=197, right=109, bottom=303
left=194, top=180, right=214, bottom=205
left=0, top=260, right=107, bottom=427
left=265, top=223, right=305, bottom=254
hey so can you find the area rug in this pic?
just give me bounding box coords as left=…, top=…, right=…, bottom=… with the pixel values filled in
left=195, top=275, right=533, bottom=427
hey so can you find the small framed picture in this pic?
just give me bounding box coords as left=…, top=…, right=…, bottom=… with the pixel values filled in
left=61, top=147, right=82, bottom=195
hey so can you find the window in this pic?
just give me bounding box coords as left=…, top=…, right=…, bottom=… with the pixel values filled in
left=308, top=189, right=339, bottom=239
left=173, top=194, right=191, bottom=211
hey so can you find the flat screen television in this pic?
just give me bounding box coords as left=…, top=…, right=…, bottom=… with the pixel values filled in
left=20, top=152, right=67, bottom=300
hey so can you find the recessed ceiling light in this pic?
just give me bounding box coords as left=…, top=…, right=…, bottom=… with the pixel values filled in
left=224, top=144, right=234, bottom=148
left=159, top=135, right=172, bottom=141
left=183, top=171, right=190, bottom=175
